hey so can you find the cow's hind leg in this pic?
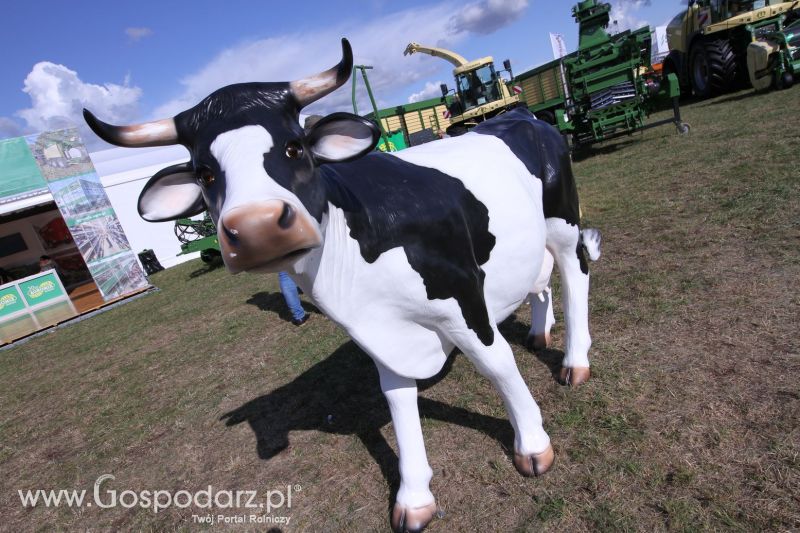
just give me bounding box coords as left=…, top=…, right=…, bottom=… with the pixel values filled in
left=376, top=363, right=438, bottom=533
left=527, top=249, right=555, bottom=350
left=546, top=218, right=592, bottom=386
left=456, top=329, right=553, bottom=477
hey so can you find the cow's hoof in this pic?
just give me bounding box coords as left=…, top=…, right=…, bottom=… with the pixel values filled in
left=526, top=332, right=551, bottom=351
left=513, top=444, right=554, bottom=477
left=391, top=501, right=438, bottom=533
left=559, top=366, right=590, bottom=387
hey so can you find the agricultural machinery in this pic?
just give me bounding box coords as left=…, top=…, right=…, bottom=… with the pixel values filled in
left=394, top=1, right=688, bottom=149
left=173, top=214, right=220, bottom=263
left=403, top=42, right=520, bottom=136
left=664, top=0, right=800, bottom=97
left=515, top=0, right=688, bottom=146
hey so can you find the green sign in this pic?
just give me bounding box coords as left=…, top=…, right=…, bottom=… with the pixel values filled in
left=0, top=137, right=48, bottom=202
left=377, top=130, right=408, bottom=152
left=0, top=286, right=26, bottom=318
left=18, top=272, right=66, bottom=307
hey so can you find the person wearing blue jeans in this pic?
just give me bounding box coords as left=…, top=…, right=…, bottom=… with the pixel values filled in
left=279, top=271, right=308, bottom=326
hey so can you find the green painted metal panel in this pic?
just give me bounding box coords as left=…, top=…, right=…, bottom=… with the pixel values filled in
left=377, top=130, right=408, bottom=152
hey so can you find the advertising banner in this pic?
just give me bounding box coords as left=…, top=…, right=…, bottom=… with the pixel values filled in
left=0, top=137, right=49, bottom=205
left=0, top=285, right=26, bottom=319
left=549, top=32, right=568, bottom=60
left=10, top=128, right=150, bottom=301
left=0, top=270, right=77, bottom=343
left=18, top=271, right=66, bottom=307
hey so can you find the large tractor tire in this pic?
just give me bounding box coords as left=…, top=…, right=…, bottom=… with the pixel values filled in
left=535, top=109, right=556, bottom=125
left=689, top=38, right=738, bottom=98
left=662, top=52, right=692, bottom=98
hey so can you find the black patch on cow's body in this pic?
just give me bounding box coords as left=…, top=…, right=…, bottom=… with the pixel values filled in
left=473, top=107, right=581, bottom=227
left=319, top=154, right=497, bottom=345
left=576, top=243, right=588, bottom=275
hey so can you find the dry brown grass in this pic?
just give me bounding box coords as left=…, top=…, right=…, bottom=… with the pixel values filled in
left=1, top=86, right=799, bottom=532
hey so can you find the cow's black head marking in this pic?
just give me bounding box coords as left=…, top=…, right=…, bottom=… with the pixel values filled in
left=83, top=39, right=381, bottom=273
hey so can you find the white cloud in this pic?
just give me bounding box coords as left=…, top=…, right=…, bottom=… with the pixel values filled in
left=5, top=0, right=530, bottom=147
left=608, top=0, right=651, bottom=33
left=17, top=62, right=142, bottom=148
left=449, top=0, right=528, bottom=35
left=152, top=0, right=529, bottom=119
left=408, top=81, right=446, bottom=103
left=125, top=27, right=153, bottom=42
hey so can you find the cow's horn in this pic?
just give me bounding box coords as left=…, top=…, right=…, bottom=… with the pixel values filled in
left=290, top=38, right=353, bottom=108
left=83, top=109, right=179, bottom=147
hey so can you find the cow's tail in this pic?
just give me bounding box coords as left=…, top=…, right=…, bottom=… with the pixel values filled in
left=580, top=228, right=602, bottom=262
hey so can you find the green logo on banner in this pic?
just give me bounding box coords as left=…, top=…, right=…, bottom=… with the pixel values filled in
left=19, top=273, right=65, bottom=306
left=0, top=286, right=26, bottom=318
left=26, top=280, right=56, bottom=299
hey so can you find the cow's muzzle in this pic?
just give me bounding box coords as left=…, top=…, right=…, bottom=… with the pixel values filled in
left=218, top=201, right=321, bottom=273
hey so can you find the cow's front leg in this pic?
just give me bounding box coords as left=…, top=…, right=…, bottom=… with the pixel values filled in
left=376, top=363, right=437, bottom=533
left=546, top=218, right=593, bottom=386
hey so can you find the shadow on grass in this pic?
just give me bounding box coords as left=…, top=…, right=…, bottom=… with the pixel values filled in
left=245, top=291, right=322, bottom=324
left=701, top=89, right=760, bottom=107
left=571, top=138, right=638, bottom=162
left=499, top=315, right=565, bottom=384
left=220, top=342, right=514, bottom=513
left=188, top=259, right=225, bottom=278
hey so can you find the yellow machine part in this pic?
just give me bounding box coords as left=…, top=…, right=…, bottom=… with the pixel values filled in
left=705, top=2, right=797, bottom=35
left=379, top=104, right=453, bottom=136
left=747, top=40, right=780, bottom=90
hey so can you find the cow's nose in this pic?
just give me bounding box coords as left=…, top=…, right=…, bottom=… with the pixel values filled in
left=220, top=200, right=291, bottom=241
left=217, top=200, right=320, bottom=273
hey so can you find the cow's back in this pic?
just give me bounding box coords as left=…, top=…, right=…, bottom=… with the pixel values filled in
left=472, top=107, right=580, bottom=226
left=317, top=130, right=546, bottom=349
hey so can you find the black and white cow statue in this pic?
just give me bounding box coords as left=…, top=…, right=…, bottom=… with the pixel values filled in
left=84, top=39, right=600, bottom=533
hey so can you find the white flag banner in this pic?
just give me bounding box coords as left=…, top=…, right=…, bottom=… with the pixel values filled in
left=549, top=32, right=568, bottom=59
left=652, top=25, right=669, bottom=62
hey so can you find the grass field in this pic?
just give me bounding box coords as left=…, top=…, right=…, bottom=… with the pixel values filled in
left=2, top=87, right=799, bottom=532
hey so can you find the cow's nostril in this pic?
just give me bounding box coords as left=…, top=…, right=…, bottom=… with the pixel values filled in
left=277, top=203, right=295, bottom=229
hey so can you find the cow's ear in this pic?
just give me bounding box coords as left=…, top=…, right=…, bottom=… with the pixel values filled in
left=137, top=163, right=206, bottom=222
left=306, top=112, right=381, bottom=163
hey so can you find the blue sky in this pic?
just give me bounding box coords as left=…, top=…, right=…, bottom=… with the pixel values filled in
left=0, top=0, right=684, bottom=149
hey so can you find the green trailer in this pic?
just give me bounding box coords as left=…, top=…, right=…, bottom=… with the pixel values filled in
left=365, top=96, right=455, bottom=148
left=514, top=0, right=689, bottom=147
left=513, top=57, right=570, bottom=125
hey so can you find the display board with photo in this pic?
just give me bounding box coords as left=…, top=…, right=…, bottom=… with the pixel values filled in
left=17, top=129, right=151, bottom=301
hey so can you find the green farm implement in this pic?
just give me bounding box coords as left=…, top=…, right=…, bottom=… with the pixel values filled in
left=174, top=214, right=220, bottom=263
left=515, top=0, right=689, bottom=147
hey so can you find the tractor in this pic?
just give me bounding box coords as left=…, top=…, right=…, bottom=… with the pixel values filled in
left=403, top=42, right=520, bottom=135
left=664, top=0, right=800, bottom=97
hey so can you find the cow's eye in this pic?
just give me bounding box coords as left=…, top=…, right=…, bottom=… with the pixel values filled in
left=198, top=168, right=215, bottom=186
left=285, top=141, right=304, bottom=160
